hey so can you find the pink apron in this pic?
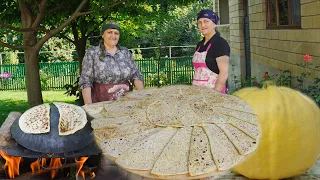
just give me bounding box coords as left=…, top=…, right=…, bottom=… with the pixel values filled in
left=192, top=43, right=226, bottom=93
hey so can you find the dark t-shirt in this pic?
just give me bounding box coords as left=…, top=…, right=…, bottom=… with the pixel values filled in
left=195, top=33, right=230, bottom=74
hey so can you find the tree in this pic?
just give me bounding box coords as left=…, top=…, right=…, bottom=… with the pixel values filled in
left=0, top=0, right=196, bottom=107
left=57, top=1, right=197, bottom=71
left=0, top=0, right=126, bottom=107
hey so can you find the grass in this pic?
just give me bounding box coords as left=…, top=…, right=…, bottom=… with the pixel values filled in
left=0, top=90, right=76, bottom=125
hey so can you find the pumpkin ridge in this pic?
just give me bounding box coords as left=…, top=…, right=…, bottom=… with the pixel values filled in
left=232, top=85, right=320, bottom=179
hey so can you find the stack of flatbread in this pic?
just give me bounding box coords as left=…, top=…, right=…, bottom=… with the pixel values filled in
left=19, top=102, right=87, bottom=136
left=84, top=85, right=261, bottom=179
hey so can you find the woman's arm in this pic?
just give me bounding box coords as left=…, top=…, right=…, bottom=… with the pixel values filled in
left=79, top=49, right=94, bottom=104
left=126, top=49, right=144, bottom=90
left=82, top=87, right=92, bottom=104
left=133, top=79, right=144, bottom=90
left=215, top=55, right=229, bottom=92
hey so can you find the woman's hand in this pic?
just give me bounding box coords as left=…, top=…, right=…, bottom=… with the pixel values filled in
left=133, top=79, right=144, bottom=90
left=82, top=87, right=93, bottom=104
left=215, top=55, right=229, bottom=92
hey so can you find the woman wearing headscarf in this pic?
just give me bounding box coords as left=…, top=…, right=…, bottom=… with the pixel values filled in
left=192, top=9, right=230, bottom=93
left=79, top=20, right=144, bottom=104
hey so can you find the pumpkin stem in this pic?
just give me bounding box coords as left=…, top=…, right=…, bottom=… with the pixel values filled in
left=262, top=80, right=276, bottom=89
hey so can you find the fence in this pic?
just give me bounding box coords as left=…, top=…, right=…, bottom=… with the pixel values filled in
left=0, top=45, right=196, bottom=65
left=0, top=57, right=194, bottom=91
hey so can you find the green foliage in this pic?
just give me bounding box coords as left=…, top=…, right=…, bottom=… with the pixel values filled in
left=40, top=37, right=76, bottom=62
left=87, top=0, right=211, bottom=58
left=173, top=74, right=192, bottom=84
left=64, top=77, right=81, bottom=99
left=39, top=69, right=53, bottom=90
left=131, top=48, right=143, bottom=60
left=3, top=52, right=19, bottom=64
left=0, top=72, right=13, bottom=89
left=229, top=57, right=320, bottom=107
left=148, top=72, right=169, bottom=87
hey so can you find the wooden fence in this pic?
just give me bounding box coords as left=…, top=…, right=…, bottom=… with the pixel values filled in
left=0, top=57, right=194, bottom=90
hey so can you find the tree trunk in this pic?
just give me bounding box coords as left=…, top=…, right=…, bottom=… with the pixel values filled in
left=23, top=32, right=43, bottom=107
left=75, top=38, right=87, bottom=73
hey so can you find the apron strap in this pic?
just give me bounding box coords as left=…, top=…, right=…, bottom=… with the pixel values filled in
left=195, top=46, right=201, bottom=52
left=206, top=43, right=212, bottom=52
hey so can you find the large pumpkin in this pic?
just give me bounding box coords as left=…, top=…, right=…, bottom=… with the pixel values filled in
left=232, top=83, right=320, bottom=179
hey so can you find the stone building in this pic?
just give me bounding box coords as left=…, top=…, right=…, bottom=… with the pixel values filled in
left=213, top=0, right=320, bottom=90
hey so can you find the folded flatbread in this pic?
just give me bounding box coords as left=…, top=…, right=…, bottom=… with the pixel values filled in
left=53, top=102, right=87, bottom=136
left=19, top=104, right=50, bottom=134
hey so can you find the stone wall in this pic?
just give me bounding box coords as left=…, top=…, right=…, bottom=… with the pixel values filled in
left=248, top=0, right=320, bottom=81
left=226, top=0, right=247, bottom=91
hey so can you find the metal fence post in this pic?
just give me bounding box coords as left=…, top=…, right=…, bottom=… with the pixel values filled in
left=0, top=53, right=2, bottom=65
left=157, top=44, right=161, bottom=88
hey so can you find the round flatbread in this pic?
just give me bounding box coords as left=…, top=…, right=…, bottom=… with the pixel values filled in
left=91, top=85, right=261, bottom=179
left=53, top=102, right=87, bottom=136
left=19, top=104, right=51, bottom=134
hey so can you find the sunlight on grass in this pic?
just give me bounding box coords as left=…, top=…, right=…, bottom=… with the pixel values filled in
left=0, top=90, right=76, bottom=125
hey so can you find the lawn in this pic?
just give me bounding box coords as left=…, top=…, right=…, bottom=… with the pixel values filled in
left=0, top=90, right=76, bottom=125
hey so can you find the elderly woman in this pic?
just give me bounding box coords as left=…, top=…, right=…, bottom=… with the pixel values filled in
left=192, top=9, right=230, bottom=93
left=79, top=20, right=144, bottom=104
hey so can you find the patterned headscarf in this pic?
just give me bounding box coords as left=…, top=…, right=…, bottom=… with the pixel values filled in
left=197, top=9, right=220, bottom=24
left=100, top=20, right=120, bottom=35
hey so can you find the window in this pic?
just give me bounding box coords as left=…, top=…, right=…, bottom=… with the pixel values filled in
left=266, top=0, right=301, bottom=29
left=219, top=0, right=229, bottom=24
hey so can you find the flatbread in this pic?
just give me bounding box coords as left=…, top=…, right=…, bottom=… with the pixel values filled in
left=230, top=119, right=260, bottom=139
left=100, top=128, right=162, bottom=158
left=189, top=98, right=231, bottom=124
left=94, top=123, right=157, bottom=142
left=103, top=101, right=142, bottom=117
left=19, top=104, right=50, bottom=134
left=91, top=110, right=149, bottom=129
left=53, top=102, right=87, bottom=136
left=115, top=127, right=178, bottom=170
left=151, top=127, right=193, bottom=176
left=82, top=103, right=104, bottom=118
left=215, top=107, right=258, bottom=125
left=146, top=100, right=202, bottom=127
left=91, top=85, right=261, bottom=179
left=203, top=124, right=242, bottom=171
left=214, top=102, right=256, bottom=114
left=216, top=123, right=257, bottom=155
left=189, top=126, right=217, bottom=176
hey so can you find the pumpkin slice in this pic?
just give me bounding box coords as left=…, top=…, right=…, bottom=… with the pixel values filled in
left=151, top=127, right=193, bottom=176
left=19, top=104, right=51, bottom=134
left=53, top=102, right=87, bottom=136
left=115, top=127, right=178, bottom=170
left=203, top=124, right=242, bottom=171
left=189, top=126, right=217, bottom=176
left=100, top=127, right=162, bottom=158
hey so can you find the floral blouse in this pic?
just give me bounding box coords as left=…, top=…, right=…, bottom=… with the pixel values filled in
left=79, top=45, right=143, bottom=89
